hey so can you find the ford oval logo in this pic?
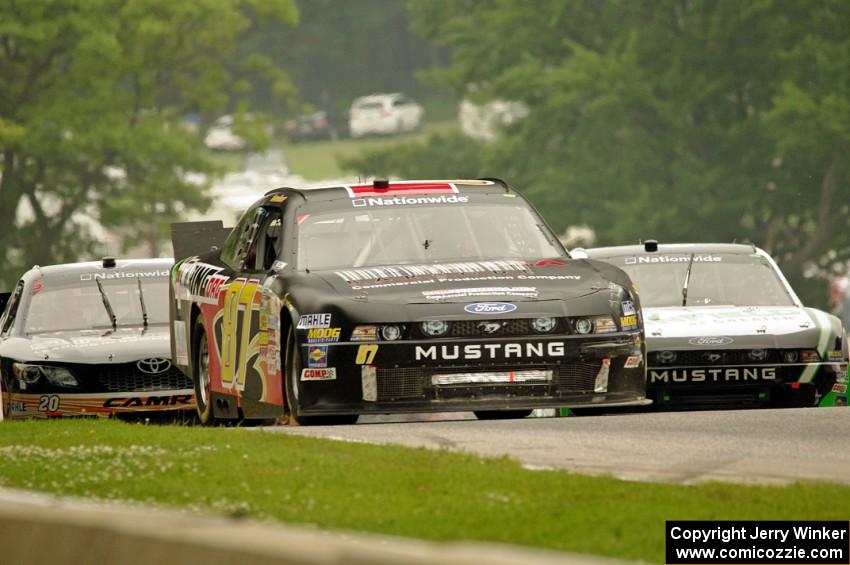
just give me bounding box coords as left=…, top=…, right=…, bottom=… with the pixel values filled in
left=464, top=302, right=517, bottom=315
left=688, top=336, right=734, bottom=346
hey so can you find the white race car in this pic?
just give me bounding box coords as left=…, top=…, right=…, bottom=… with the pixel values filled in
left=575, top=242, right=848, bottom=408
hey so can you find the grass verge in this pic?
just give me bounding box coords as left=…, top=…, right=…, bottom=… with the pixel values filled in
left=0, top=419, right=847, bottom=563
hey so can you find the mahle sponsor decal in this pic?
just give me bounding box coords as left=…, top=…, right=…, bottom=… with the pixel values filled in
left=297, top=313, right=332, bottom=329
left=464, top=302, right=517, bottom=315
left=415, top=342, right=565, bottom=361
left=650, top=367, right=776, bottom=383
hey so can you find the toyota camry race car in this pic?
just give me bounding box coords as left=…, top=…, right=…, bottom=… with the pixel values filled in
left=0, top=258, right=195, bottom=419
left=576, top=242, right=848, bottom=408
left=169, top=178, right=648, bottom=425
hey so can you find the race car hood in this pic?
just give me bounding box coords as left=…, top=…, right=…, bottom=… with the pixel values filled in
left=312, top=259, right=613, bottom=305
left=643, top=305, right=837, bottom=350
left=0, top=325, right=170, bottom=364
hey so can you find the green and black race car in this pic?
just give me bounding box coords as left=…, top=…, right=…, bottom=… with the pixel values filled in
left=575, top=242, right=848, bottom=409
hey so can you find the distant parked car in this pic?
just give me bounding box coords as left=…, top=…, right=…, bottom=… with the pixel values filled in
left=349, top=93, right=424, bottom=138
left=204, top=115, right=246, bottom=151
left=284, top=110, right=349, bottom=142
left=0, top=258, right=195, bottom=419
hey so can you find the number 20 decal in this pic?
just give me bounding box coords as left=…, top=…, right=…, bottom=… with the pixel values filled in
left=220, top=279, right=260, bottom=390
left=38, top=395, right=60, bottom=412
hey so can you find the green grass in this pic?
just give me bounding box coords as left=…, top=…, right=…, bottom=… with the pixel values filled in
left=0, top=419, right=847, bottom=563
left=206, top=120, right=458, bottom=181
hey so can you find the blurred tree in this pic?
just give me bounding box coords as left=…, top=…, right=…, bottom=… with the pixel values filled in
left=240, top=0, right=444, bottom=116
left=0, top=0, right=298, bottom=285
left=347, top=0, right=849, bottom=301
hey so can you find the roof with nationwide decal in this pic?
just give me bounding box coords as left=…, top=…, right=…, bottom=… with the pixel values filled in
left=576, top=242, right=758, bottom=258
left=17, top=258, right=174, bottom=287
left=262, top=178, right=512, bottom=203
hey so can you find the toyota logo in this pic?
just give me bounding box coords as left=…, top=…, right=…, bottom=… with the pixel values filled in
left=137, top=358, right=171, bottom=374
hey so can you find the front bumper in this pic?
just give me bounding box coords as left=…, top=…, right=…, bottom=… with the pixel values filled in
left=646, top=362, right=848, bottom=408
left=3, top=390, right=195, bottom=419
left=297, top=332, right=648, bottom=415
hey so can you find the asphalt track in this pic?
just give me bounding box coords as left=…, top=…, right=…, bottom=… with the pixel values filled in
left=267, top=407, right=850, bottom=485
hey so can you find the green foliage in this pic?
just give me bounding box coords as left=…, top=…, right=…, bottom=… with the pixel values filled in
left=0, top=0, right=298, bottom=285
left=352, top=0, right=849, bottom=297
left=1, top=419, right=849, bottom=563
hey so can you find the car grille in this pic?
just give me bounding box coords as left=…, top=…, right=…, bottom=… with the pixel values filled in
left=557, top=362, right=600, bottom=392
left=409, top=318, right=565, bottom=339
left=91, top=363, right=192, bottom=393
left=650, top=349, right=783, bottom=366
left=375, top=362, right=599, bottom=401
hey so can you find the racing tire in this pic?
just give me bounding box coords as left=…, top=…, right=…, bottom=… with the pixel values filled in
left=284, top=326, right=358, bottom=426
left=473, top=410, right=533, bottom=420
left=193, top=314, right=220, bottom=426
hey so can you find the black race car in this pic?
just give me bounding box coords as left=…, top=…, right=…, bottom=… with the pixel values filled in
left=169, top=179, right=648, bottom=425
left=0, top=258, right=195, bottom=419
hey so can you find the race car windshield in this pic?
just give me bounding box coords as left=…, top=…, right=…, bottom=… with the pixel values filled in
left=23, top=277, right=170, bottom=334
left=610, top=253, right=795, bottom=308
left=297, top=203, right=562, bottom=271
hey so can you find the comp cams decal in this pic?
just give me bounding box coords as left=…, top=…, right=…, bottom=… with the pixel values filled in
left=301, top=368, right=337, bottom=381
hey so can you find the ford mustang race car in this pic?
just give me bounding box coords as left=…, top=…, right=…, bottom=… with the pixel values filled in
left=169, top=178, right=648, bottom=425
left=575, top=242, right=848, bottom=408
left=0, top=258, right=195, bottom=419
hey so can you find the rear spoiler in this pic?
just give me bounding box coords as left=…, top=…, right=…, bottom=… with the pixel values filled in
left=170, top=221, right=232, bottom=261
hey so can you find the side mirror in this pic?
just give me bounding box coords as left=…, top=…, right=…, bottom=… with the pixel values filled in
left=0, top=292, right=10, bottom=314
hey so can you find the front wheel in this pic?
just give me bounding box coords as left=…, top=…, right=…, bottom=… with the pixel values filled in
left=193, top=315, right=219, bottom=426
left=473, top=410, right=532, bottom=420
left=283, top=326, right=358, bottom=426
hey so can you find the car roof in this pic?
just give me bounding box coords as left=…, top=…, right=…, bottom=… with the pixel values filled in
left=579, top=242, right=760, bottom=258
left=262, top=178, right=514, bottom=204
left=19, top=258, right=174, bottom=285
